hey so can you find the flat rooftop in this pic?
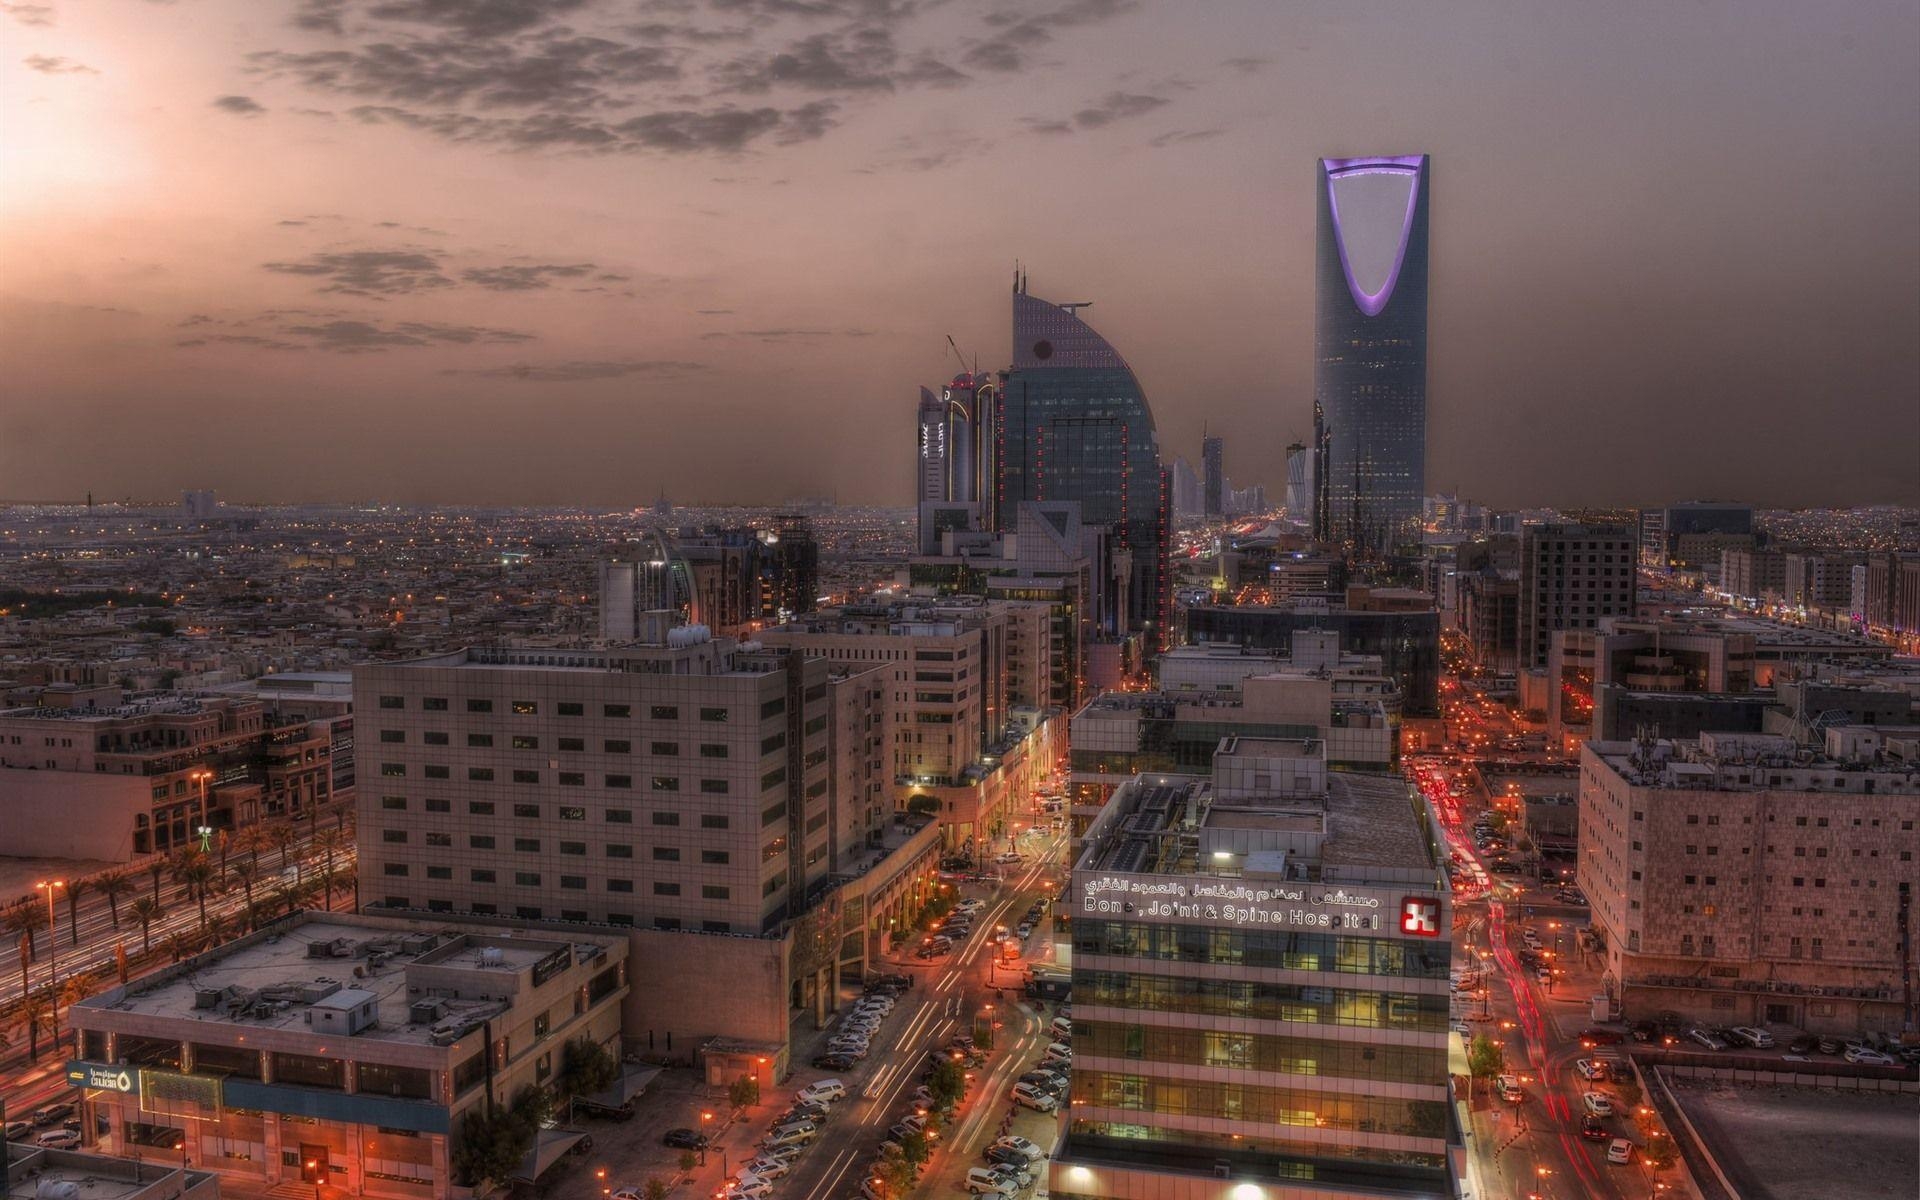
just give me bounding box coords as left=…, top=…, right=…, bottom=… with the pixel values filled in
left=1321, top=771, right=1437, bottom=872
left=80, top=915, right=592, bottom=1046
left=3, top=1146, right=218, bottom=1200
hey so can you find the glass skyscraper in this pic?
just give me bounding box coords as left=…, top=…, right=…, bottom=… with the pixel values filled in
left=1315, top=155, right=1430, bottom=558
left=998, top=281, right=1168, bottom=647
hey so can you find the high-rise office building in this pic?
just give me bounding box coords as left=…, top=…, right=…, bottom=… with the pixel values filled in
left=1518, top=523, right=1638, bottom=670
left=998, top=276, right=1168, bottom=649
left=1283, top=440, right=1314, bottom=521
left=1315, top=155, right=1430, bottom=558
left=1202, top=434, right=1224, bottom=518
left=916, top=386, right=949, bottom=506
left=1056, top=737, right=1456, bottom=1199
left=1169, top=456, right=1203, bottom=519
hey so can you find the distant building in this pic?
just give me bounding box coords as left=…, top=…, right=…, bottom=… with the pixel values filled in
left=1283, top=440, right=1314, bottom=521
left=1862, top=553, right=1920, bottom=652
left=1169, top=456, right=1203, bottom=520
left=1182, top=588, right=1440, bottom=716
left=1638, top=501, right=1754, bottom=571
left=1719, top=547, right=1787, bottom=605
left=1316, top=155, right=1430, bottom=557
left=1055, top=737, right=1456, bottom=1200
left=1518, top=523, right=1638, bottom=670
left=1783, top=551, right=1859, bottom=612
left=1579, top=733, right=1920, bottom=1034
left=182, top=488, right=218, bottom=520
left=1202, top=434, right=1224, bottom=518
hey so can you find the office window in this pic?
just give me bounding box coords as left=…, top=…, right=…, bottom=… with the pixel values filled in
left=383, top=863, right=408, bottom=876
left=558, top=737, right=585, bottom=752
left=514, top=803, right=541, bottom=818
left=379, top=730, right=405, bottom=744
left=654, top=882, right=681, bottom=896
left=604, top=704, right=632, bottom=719
left=514, top=838, right=541, bottom=852
left=469, top=767, right=495, bottom=782
left=606, top=808, right=633, bottom=823
left=652, top=811, right=681, bottom=826
left=608, top=879, right=634, bottom=893
left=701, top=850, right=730, bottom=865
left=700, top=744, right=729, bottom=759
left=380, top=763, right=405, bottom=777
left=381, top=795, right=407, bottom=811
left=604, top=739, right=632, bottom=754
left=426, top=832, right=453, bottom=848
left=516, top=873, right=542, bottom=887
left=650, top=741, right=678, bottom=756
left=427, top=866, right=452, bottom=880
left=472, top=869, right=496, bottom=883
left=423, top=697, right=449, bottom=712
left=605, top=774, right=632, bottom=789
left=649, top=705, right=677, bottom=720
left=424, top=731, right=449, bottom=746
left=425, top=798, right=450, bottom=813
left=424, top=764, right=449, bottom=780
left=607, top=844, right=633, bottom=858
left=560, top=876, right=586, bottom=890
left=700, top=779, right=729, bottom=795
left=702, top=885, right=730, bottom=900
left=559, top=806, right=586, bottom=821
left=467, top=699, right=493, bottom=713
left=652, top=776, right=681, bottom=792
left=559, top=772, right=586, bottom=787
left=513, top=769, right=540, bottom=784
left=560, top=841, right=586, bottom=856
left=470, top=836, right=495, bottom=849
left=378, top=696, right=404, bottom=709
left=382, top=830, right=408, bottom=844
left=558, top=702, right=584, bottom=717
left=469, top=800, right=495, bottom=815
left=699, top=707, right=729, bottom=723
left=512, top=736, right=539, bottom=750
left=701, top=814, right=730, bottom=830
left=653, top=847, right=681, bottom=862
left=468, top=733, right=494, bottom=748
left=512, top=700, right=537, bottom=715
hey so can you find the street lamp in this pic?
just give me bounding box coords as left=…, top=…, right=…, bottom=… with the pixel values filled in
left=699, top=1111, right=714, bottom=1167
left=36, top=879, right=64, bottom=1048
left=191, top=769, right=215, bottom=850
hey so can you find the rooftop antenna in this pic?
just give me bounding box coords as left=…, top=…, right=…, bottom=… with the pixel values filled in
left=946, top=334, right=970, bottom=378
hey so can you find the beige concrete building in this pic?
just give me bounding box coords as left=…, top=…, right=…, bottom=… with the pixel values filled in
left=1578, top=733, right=1920, bottom=1033
left=64, top=911, right=630, bottom=1200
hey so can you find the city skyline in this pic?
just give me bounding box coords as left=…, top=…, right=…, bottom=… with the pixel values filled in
left=3, top=1, right=1917, bottom=512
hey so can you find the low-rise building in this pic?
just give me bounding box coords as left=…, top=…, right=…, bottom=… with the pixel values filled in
left=65, top=911, right=631, bottom=1200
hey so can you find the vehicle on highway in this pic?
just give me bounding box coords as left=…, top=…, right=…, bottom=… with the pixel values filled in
left=914, top=939, right=952, bottom=960
left=1606, top=1138, right=1634, bottom=1165
left=798, top=1079, right=846, bottom=1104
left=663, top=1128, right=709, bottom=1149
left=1582, top=1092, right=1614, bottom=1117
left=1580, top=1115, right=1609, bottom=1141
left=1686, top=1028, right=1728, bottom=1051
left=36, top=1130, right=82, bottom=1150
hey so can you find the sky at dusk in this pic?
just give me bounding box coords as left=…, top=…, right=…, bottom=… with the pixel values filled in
left=2, top=0, right=1916, bottom=510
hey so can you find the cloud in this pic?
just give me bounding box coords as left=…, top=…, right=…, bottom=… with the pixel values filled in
left=1147, top=126, right=1224, bottom=148
left=291, top=0, right=347, bottom=34
left=262, top=249, right=453, bottom=296
left=965, top=0, right=1136, bottom=74
left=443, top=358, right=707, bottom=381
left=249, top=32, right=683, bottom=111
left=1071, top=90, right=1166, bottom=128
left=364, top=0, right=591, bottom=37
left=710, top=28, right=900, bottom=95
left=213, top=94, right=267, bottom=116
left=283, top=318, right=536, bottom=351
left=0, top=3, right=55, bottom=26
left=460, top=262, right=596, bottom=289
left=176, top=333, right=305, bottom=351
left=1220, top=55, right=1270, bottom=74
left=349, top=102, right=834, bottom=154
left=23, top=53, right=96, bottom=74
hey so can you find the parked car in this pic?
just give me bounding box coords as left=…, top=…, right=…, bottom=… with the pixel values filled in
left=983, top=1145, right=1028, bottom=1168
left=663, top=1128, right=709, bottom=1149
left=742, top=1157, right=792, bottom=1180
left=965, top=1168, right=1014, bottom=1194
left=1577, top=1028, right=1624, bottom=1048
left=1845, top=1046, right=1897, bottom=1066
left=814, top=1053, right=858, bottom=1071
left=1050, top=1016, right=1074, bottom=1040
left=991, top=1135, right=1047, bottom=1163
left=36, top=1130, right=82, bottom=1150
left=1574, top=1058, right=1607, bottom=1081
left=31, top=1104, right=74, bottom=1127
left=784, top=1102, right=830, bottom=1125
left=1606, top=1139, right=1634, bottom=1165
left=4, top=1121, right=32, bottom=1141
left=1686, top=1028, right=1728, bottom=1051
left=1496, top=1075, right=1524, bottom=1103
left=1816, top=1035, right=1845, bottom=1055
left=1010, top=1083, right=1057, bottom=1111
left=724, top=1178, right=773, bottom=1200
left=798, top=1079, right=847, bottom=1105
left=1582, top=1092, right=1614, bottom=1117
left=1730, top=1026, right=1774, bottom=1048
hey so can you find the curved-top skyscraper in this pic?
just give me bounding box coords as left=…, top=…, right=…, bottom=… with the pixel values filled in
left=1315, top=154, right=1430, bottom=558
left=997, top=278, right=1168, bottom=648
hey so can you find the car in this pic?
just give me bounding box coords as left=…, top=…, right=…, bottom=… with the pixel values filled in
left=724, top=1178, right=773, bottom=1200
left=1574, top=1058, right=1607, bottom=1081
left=1580, top=1115, right=1609, bottom=1142
left=983, top=1145, right=1029, bottom=1168
left=784, top=1102, right=830, bottom=1125
left=613, top=1188, right=646, bottom=1200
left=1010, top=1083, right=1056, bottom=1112
left=914, top=941, right=951, bottom=960
left=1816, top=1035, right=1845, bottom=1055
left=762, top=1142, right=807, bottom=1164
left=1606, top=1139, right=1634, bottom=1165
left=1451, top=1020, right=1472, bottom=1037
left=1015, top=923, right=1034, bottom=940
left=771, top=1118, right=819, bottom=1138
left=760, top=1125, right=817, bottom=1151
left=1730, top=1026, right=1774, bottom=1049
left=36, top=1130, right=82, bottom=1150
left=955, top=899, right=985, bottom=914
left=991, top=1135, right=1046, bottom=1162
left=987, top=1164, right=1035, bottom=1189
left=965, top=1168, right=1013, bottom=1194
left=799, top=1079, right=847, bottom=1105
left=1018, top=1073, right=1065, bottom=1097
left=1050, top=1016, right=1073, bottom=1040
left=1687, top=1028, right=1728, bottom=1051
left=664, top=1128, right=710, bottom=1149
left=31, top=1104, right=74, bottom=1127
left=742, top=1157, right=793, bottom=1180
left=1845, top=1046, right=1897, bottom=1066
left=1577, top=1028, right=1624, bottom=1048
left=1495, top=1075, right=1524, bottom=1103
left=4, top=1121, right=32, bottom=1141
left=1582, top=1092, right=1614, bottom=1117
left=826, top=1042, right=870, bottom=1058
left=814, top=1053, right=858, bottom=1071
left=1787, top=1034, right=1817, bottom=1054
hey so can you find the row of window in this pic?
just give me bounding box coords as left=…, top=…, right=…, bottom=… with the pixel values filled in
left=1074, top=1069, right=1449, bottom=1142
left=1076, top=970, right=1449, bottom=1033
left=381, top=864, right=734, bottom=897
left=1073, top=920, right=1449, bottom=980
left=1074, top=1018, right=1445, bottom=1085
left=377, top=898, right=744, bottom=933
left=380, top=830, right=740, bottom=859
left=378, top=764, right=759, bottom=792
left=378, top=730, right=758, bottom=757
left=377, top=697, right=756, bottom=722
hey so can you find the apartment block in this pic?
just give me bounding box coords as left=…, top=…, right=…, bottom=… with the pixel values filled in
left=1518, top=523, right=1637, bottom=670
left=1577, top=733, right=1920, bottom=1033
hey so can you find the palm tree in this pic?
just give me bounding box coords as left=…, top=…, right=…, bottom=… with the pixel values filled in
left=314, top=827, right=345, bottom=909
left=14, top=929, right=30, bottom=1003
left=270, top=821, right=301, bottom=886
left=147, top=855, right=168, bottom=904
left=238, top=824, right=271, bottom=875
left=274, top=882, right=299, bottom=919
left=4, top=900, right=36, bottom=965
left=171, top=852, right=216, bottom=931
left=166, top=930, right=189, bottom=963
left=230, top=860, right=260, bottom=930
left=215, top=828, right=231, bottom=873
left=19, top=989, right=49, bottom=1063
left=64, top=877, right=89, bottom=945
left=97, top=870, right=134, bottom=929
left=130, top=896, right=163, bottom=954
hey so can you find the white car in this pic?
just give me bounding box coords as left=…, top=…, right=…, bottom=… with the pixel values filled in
left=991, top=1135, right=1046, bottom=1163
left=797, top=1079, right=846, bottom=1105
left=742, top=1158, right=792, bottom=1181
left=1845, top=1046, right=1897, bottom=1066
left=1730, top=1026, right=1773, bottom=1048
left=956, top=899, right=985, bottom=913
left=36, top=1130, right=82, bottom=1149
left=1009, top=1083, right=1056, bottom=1112
left=1042, top=1042, right=1072, bottom=1064
left=1574, top=1058, right=1607, bottom=1081
left=1582, top=1092, right=1613, bottom=1117
left=1606, top=1138, right=1633, bottom=1165
left=725, top=1177, right=773, bottom=1200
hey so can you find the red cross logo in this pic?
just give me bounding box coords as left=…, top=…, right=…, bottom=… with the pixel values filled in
left=1401, top=897, right=1441, bottom=937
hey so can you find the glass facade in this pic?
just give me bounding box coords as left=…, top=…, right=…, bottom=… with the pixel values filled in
left=1074, top=919, right=1449, bottom=980
left=1315, top=155, right=1430, bottom=558
left=999, top=290, right=1167, bottom=646
left=1076, top=968, right=1449, bottom=1033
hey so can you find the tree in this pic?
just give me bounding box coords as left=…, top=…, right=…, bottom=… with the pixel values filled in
left=972, top=1019, right=996, bottom=1053
left=559, top=1037, right=620, bottom=1099
left=897, top=1130, right=930, bottom=1169
left=230, top=860, right=260, bottom=930
left=875, top=1146, right=916, bottom=1199
left=271, top=821, right=301, bottom=887
left=1644, top=1132, right=1678, bottom=1173
left=905, top=794, right=941, bottom=818
left=4, top=901, right=35, bottom=965
left=729, top=1074, right=760, bottom=1112
left=451, top=1108, right=531, bottom=1187
left=18, top=989, right=49, bottom=1063
left=171, top=852, right=216, bottom=930
left=314, top=828, right=345, bottom=908
left=147, top=856, right=167, bottom=904
left=97, top=870, right=134, bottom=929
left=1467, top=1035, right=1505, bottom=1105
left=677, top=1152, right=699, bottom=1178
left=1613, top=1076, right=1643, bottom=1116
left=64, top=877, right=88, bottom=944
left=130, top=896, right=163, bottom=954
left=643, top=1178, right=670, bottom=1200
left=927, top=1059, right=967, bottom=1109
